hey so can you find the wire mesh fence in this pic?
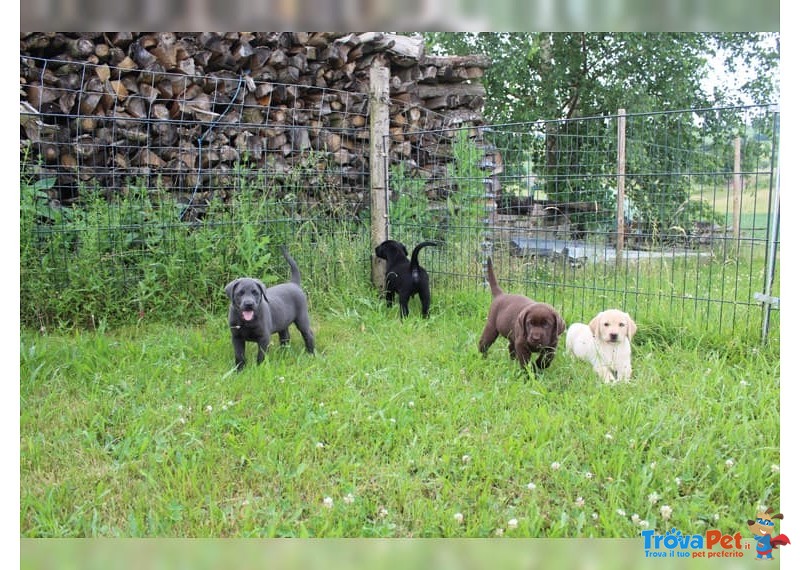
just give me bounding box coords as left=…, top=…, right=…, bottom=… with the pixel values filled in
left=384, top=105, right=780, bottom=341
left=20, top=55, right=378, bottom=310
left=19, top=53, right=780, bottom=340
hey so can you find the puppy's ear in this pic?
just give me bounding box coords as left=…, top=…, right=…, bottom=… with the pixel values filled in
left=255, top=279, right=269, bottom=303
left=224, top=279, right=240, bottom=301
left=625, top=313, right=637, bottom=338
left=588, top=314, right=601, bottom=337
left=515, top=306, right=532, bottom=338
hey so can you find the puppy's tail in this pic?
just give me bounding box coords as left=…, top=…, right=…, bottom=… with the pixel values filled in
left=410, top=241, right=438, bottom=275
left=281, top=246, right=302, bottom=285
left=486, top=256, right=503, bottom=297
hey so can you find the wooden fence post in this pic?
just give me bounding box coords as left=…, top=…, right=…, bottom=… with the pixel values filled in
left=369, top=59, right=390, bottom=289
left=616, top=108, right=626, bottom=265
left=732, top=136, right=742, bottom=253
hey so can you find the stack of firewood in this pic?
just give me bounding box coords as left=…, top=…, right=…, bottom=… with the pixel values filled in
left=20, top=32, right=490, bottom=210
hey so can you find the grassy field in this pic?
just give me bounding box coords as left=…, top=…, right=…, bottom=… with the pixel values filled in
left=693, top=176, right=777, bottom=241
left=20, top=287, right=780, bottom=538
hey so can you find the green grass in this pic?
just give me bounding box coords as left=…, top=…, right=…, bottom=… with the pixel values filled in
left=20, top=287, right=780, bottom=538
left=692, top=178, right=777, bottom=240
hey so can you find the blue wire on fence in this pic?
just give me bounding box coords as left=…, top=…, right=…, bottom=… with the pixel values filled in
left=179, top=74, right=246, bottom=222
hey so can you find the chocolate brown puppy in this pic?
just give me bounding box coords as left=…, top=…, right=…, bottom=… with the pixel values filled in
left=478, top=257, right=566, bottom=370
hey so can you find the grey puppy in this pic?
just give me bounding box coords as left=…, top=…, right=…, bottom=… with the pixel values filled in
left=225, top=247, right=315, bottom=370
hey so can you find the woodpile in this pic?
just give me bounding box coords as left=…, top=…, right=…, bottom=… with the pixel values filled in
left=20, top=32, right=490, bottom=215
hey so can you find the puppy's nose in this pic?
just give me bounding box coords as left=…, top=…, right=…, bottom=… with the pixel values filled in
left=609, top=333, right=619, bottom=342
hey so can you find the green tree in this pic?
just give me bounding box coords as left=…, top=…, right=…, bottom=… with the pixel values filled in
left=423, top=33, right=778, bottom=241
left=424, top=32, right=778, bottom=123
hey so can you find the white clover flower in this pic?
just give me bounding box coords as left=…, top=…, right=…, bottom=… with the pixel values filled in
left=389, top=418, right=396, bottom=424
left=575, top=497, right=585, bottom=508
left=378, top=507, right=388, bottom=518
left=551, top=461, right=561, bottom=470
left=675, top=477, right=682, bottom=487
left=604, top=433, right=614, bottom=441
left=725, top=459, right=735, bottom=468
left=495, top=528, right=504, bottom=537
left=454, top=512, right=464, bottom=524
left=316, top=442, right=325, bottom=449
left=507, top=518, right=518, bottom=529
left=631, top=513, right=641, bottom=524
left=648, top=492, right=660, bottom=505
left=660, top=505, right=673, bottom=520
left=713, top=513, right=720, bottom=522
left=408, top=401, right=415, bottom=408
left=649, top=461, right=657, bottom=470
left=323, top=496, right=334, bottom=509
left=585, top=471, right=594, bottom=479
left=771, top=464, right=780, bottom=473
left=527, top=482, right=536, bottom=491
left=177, top=404, right=184, bottom=411
left=617, top=509, right=627, bottom=517
left=178, top=417, right=186, bottom=425
left=591, top=512, right=599, bottom=521
left=343, top=493, right=355, bottom=504
left=205, top=405, right=213, bottom=413
left=639, top=520, right=650, bottom=529
left=462, top=454, right=471, bottom=464
left=740, top=380, right=749, bottom=387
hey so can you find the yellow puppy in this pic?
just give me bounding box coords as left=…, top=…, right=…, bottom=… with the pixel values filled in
left=566, top=309, right=637, bottom=383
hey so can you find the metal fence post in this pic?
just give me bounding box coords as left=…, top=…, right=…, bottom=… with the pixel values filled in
left=369, top=59, right=390, bottom=290
left=758, top=130, right=780, bottom=343
left=616, top=108, right=626, bottom=266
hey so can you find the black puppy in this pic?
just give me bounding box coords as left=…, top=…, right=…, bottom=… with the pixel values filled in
left=375, top=239, right=438, bottom=318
